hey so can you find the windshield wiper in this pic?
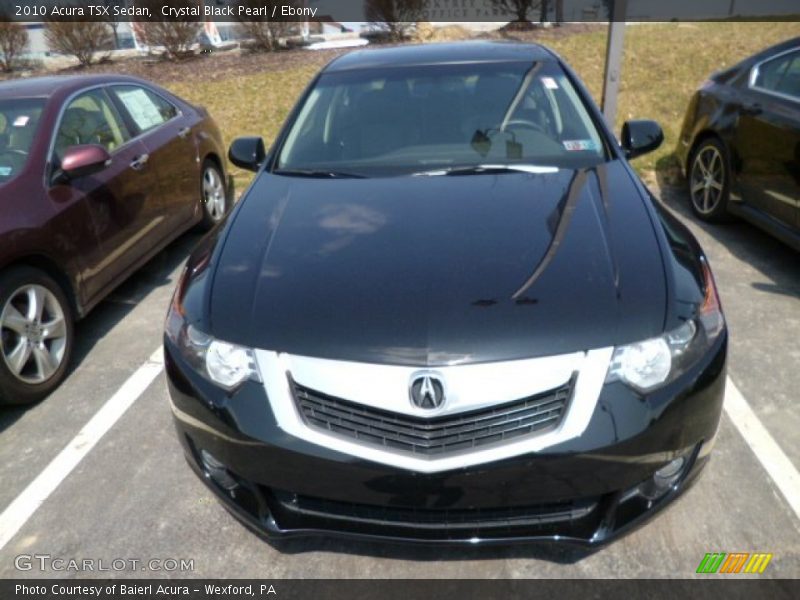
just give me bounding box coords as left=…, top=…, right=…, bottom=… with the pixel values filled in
left=412, top=164, right=559, bottom=177
left=274, top=168, right=366, bottom=179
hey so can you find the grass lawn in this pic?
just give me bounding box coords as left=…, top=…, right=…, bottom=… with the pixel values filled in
left=161, top=23, right=799, bottom=190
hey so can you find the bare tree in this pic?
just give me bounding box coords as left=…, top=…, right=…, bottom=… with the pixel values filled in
left=45, top=13, right=113, bottom=67
left=100, top=0, right=126, bottom=49
left=139, top=21, right=201, bottom=60
left=490, top=0, right=542, bottom=23
left=364, top=0, right=425, bottom=41
left=135, top=0, right=202, bottom=60
left=235, top=0, right=297, bottom=52
left=0, top=19, right=29, bottom=73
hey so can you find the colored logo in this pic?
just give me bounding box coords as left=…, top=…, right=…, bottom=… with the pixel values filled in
left=696, top=552, right=773, bottom=574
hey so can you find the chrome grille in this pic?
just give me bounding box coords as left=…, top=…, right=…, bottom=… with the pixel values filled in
left=292, top=376, right=574, bottom=457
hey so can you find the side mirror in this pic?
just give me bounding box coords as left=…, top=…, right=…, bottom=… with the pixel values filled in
left=621, top=120, right=663, bottom=160
left=228, top=136, right=266, bottom=172
left=57, top=144, right=111, bottom=182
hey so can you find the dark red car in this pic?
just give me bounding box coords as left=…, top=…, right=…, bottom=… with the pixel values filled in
left=0, top=75, right=231, bottom=405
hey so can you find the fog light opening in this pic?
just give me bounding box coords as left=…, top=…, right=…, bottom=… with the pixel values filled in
left=200, top=449, right=239, bottom=491
left=637, top=456, right=688, bottom=501
left=654, top=456, right=685, bottom=485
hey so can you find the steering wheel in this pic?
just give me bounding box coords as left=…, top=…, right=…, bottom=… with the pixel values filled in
left=503, top=119, right=547, bottom=135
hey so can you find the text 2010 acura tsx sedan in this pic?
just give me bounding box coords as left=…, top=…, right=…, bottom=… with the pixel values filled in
left=165, top=42, right=727, bottom=545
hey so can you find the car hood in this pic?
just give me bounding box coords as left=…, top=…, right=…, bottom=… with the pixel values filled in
left=208, top=160, right=667, bottom=366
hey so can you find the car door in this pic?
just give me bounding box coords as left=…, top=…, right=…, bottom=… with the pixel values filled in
left=108, top=84, right=199, bottom=232
left=47, top=87, right=160, bottom=302
left=734, top=49, right=800, bottom=230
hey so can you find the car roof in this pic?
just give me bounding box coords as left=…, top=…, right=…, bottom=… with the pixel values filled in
left=741, top=35, right=800, bottom=67
left=325, top=41, right=556, bottom=72
left=0, top=74, right=153, bottom=100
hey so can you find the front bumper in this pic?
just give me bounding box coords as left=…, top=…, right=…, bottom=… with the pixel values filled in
left=165, top=333, right=726, bottom=546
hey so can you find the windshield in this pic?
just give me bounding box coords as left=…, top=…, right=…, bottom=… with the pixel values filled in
left=0, top=98, right=45, bottom=184
left=277, top=61, right=607, bottom=177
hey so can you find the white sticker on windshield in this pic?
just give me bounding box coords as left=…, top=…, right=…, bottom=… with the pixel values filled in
left=563, top=140, right=599, bottom=152
left=116, top=88, right=164, bottom=131
left=13, top=116, right=29, bottom=127
left=0, top=166, right=12, bottom=176
left=542, top=77, right=559, bottom=90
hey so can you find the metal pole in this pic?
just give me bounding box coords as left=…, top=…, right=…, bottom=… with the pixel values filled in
left=601, top=0, right=628, bottom=129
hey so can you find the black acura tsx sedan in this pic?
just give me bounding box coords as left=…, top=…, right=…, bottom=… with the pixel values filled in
left=165, top=42, right=727, bottom=546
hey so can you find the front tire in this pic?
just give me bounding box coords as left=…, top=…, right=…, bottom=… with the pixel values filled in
left=689, top=138, right=730, bottom=222
left=199, top=160, right=228, bottom=231
left=0, top=267, right=74, bottom=406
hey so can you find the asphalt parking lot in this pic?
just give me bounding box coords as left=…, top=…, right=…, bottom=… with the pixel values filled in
left=0, top=182, right=798, bottom=579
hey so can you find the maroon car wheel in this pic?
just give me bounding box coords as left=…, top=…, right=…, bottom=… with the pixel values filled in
left=0, top=267, right=74, bottom=405
left=199, top=160, right=228, bottom=230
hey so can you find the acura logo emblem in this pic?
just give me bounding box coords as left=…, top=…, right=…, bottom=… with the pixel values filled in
left=409, top=373, right=445, bottom=410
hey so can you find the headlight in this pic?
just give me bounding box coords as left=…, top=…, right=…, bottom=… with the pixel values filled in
left=165, top=281, right=260, bottom=392
left=606, top=320, right=696, bottom=392
left=606, top=257, right=724, bottom=393
left=172, top=322, right=260, bottom=391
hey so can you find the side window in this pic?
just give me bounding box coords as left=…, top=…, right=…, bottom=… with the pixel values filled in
left=111, top=85, right=178, bottom=134
left=753, top=51, right=800, bottom=99
left=0, top=99, right=45, bottom=183
left=54, top=89, right=130, bottom=161
left=776, top=55, right=800, bottom=99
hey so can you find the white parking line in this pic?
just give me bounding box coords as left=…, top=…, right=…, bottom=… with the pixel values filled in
left=724, top=377, right=800, bottom=522
left=0, top=348, right=164, bottom=551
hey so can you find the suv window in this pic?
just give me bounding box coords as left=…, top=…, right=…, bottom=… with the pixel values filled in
left=54, top=89, right=130, bottom=162
left=111, top=85, right=178, bottom=133
left=753, top=50, right=800, bottom=99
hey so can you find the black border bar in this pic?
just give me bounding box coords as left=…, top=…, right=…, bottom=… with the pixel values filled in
left=2, top=0, right=799, bottom=23
left=3, top=579, right=800, bottom=600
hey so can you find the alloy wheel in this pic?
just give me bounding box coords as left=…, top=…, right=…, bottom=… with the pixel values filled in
left=203, top=166, right=226, bottom=222
left=690, top=145, right=725, bottom=215
left=1, top=284, right=68, bottom=384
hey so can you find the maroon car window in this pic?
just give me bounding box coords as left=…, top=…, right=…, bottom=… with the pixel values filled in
left=111, top=86, right=178, bottom=134
left=54, top=90, right=131, bottom=161
left=0, top=98, right=45, bottom=183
